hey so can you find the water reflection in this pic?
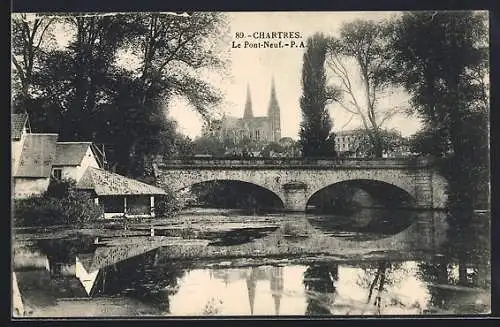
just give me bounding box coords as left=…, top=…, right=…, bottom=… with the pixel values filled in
left=14, top=246, right=490, bottom=316
left=303, top=263, right=338, bottom=315
left=12, top=211, right=490, bottom=317
left=306, top=208, right=421, bottom=240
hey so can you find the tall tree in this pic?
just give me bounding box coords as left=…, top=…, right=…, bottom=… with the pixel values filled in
left=11, top=13, right=57, bottom=113
left=112, top=12, right=227, bottom=175
left=299, top=33, right=338, bottom=158
left=326, top=20, right=400, bottom=158
left=15, top=13, right=228, bottom=176
left=389, top=11, right=489, bottom=229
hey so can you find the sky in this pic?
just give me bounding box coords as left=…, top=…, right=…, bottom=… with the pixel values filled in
left=168, top=12, right=423, bottom=139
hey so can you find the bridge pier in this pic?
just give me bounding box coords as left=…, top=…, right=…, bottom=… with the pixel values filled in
left=282, top=183, right=308, bottom=212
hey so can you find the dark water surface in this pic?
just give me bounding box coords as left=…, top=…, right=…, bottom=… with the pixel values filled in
left=12, top=210, right=491, bottom=317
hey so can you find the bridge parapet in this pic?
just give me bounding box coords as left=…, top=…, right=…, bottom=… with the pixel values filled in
left=157, top=157, right=434, bottom=169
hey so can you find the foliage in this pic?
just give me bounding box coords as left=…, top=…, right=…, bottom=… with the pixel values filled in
left=154, top=188, right=184, bottom=217
left=45, top=177, right=76, bottom=199
left=348, top=128, right=409, bottom=158
left=11, top=13, right=59, bottom=111
left=261, top=142, right=285, bottom=157
left=191, top=135, right=229, bottom=156
left=13, top=179, right=103, bottom=227
left=326, top=19, right=402, bottom=158
left=299, top=33, right=338, bottom=158
left=408, top=127, right=450, bottom=157
left=389, top=11, right=489, bottom=222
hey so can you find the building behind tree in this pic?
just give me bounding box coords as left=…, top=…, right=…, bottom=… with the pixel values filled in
left=201, top=78, right=282, bottom=155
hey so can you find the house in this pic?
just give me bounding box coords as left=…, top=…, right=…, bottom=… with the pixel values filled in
left=75, top=167, right=167, bottom=218
left=11, top=113, right=167, bottom=217
left=11, top=113, right=60, bottom=198
left=52, top=142, right=101, bottom=182
left=12, top=133, right=59, bottom=199
left=11, top=113, right=30, bottom=174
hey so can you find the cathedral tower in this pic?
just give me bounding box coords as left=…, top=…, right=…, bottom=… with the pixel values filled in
left=243, top=83, right=254, bottom=119
left=267, top=77, right=281, bottom=142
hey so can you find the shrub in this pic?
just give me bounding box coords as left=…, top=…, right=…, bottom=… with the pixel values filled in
left=13, top=179, right=103, bottom=227
left=155, top=188, right=183, bottom=217
left=45, top=177, right=76, bottom=199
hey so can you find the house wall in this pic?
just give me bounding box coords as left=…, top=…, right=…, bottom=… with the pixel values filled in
left=14, top=177, right=50, bottom=199
left=11, top=131, right=26, bottom=175
left=56, top=147, right=101, bottom=182
left=75, top=256, right=99, bottom=295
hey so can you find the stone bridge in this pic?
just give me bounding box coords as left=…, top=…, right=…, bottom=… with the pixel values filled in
left=153, top=158, right=448, bottom=212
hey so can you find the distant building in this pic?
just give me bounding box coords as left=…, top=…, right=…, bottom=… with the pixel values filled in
left=203, top=78, right=281, bottom=147
left=52, top=142, right=101, bottom=182
left=334, top=130, right=360, bottom=155
left=334, top=129, right=411, bottom=158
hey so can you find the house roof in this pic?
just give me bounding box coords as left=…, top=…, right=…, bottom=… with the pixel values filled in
left=53, top=142, right=93, bottom=166
left=335, top=129, right=362, bottom=136
left=14, top=134, right=59, bottom=178
left=11, top=113, right=28, bottom=140
left=75, top=167, right=167, bottom=196
left=81, top=242, right=167, bottom=272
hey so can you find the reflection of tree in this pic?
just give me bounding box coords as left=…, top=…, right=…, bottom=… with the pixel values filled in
left=356, top=260, right=406, bottom=314
left=366, top=261, right=387, bottom=311
left=96, top=250, right=187, bottom=314
left=417, top=252, right=489, bottom=312
left=303, top=263, right=339, bottom=316
left=417, top=257, right=453, bottom=310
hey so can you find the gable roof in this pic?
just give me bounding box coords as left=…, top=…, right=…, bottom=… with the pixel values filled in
left=75, top=167, right=167, bottom=196
left=53, top=142, right=93, bottom=166
left=80, top=242, right=167, bottom=272
left=11, top=113, right=28, bottom=140
left=14, top=134, right=58, bottom=178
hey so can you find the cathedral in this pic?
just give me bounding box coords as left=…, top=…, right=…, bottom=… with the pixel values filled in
left=206, top=78, right=282, bottom=146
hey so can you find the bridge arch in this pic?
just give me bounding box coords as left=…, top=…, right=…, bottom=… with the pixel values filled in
left=177, top=179, right=285, bottom=209
left=306, top=179, right=417, bottom=211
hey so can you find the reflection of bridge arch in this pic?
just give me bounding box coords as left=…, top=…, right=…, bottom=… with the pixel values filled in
left=154, top=158, right=447, bottom=211
left=185, top=179, right=285, bottom=209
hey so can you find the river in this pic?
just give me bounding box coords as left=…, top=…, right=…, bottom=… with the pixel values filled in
left=12, top=209, right=491, bottom=317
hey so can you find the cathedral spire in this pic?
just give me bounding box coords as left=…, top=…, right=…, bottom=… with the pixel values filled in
left=243, top=83, right=253, bottom=119
left=270, top=266, right=283, bottom=316
left=267, top=77, right=281, bottom=142
left=246, top=268, right=257, bottom=315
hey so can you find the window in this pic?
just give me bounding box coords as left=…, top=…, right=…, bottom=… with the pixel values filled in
left=52, top=168, right=62, bottom=180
